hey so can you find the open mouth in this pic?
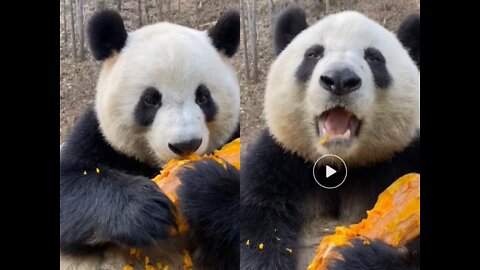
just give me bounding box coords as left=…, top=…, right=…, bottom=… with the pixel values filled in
left=317, top=107, right=361, bottom=144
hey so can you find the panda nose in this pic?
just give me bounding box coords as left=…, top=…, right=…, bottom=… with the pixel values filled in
left=168, top=139, right=202, bottom=156
left=320, top=68, right=362, bottom=96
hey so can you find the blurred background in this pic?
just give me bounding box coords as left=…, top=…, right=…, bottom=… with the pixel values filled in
left=60, top=0, right=419, bottom=149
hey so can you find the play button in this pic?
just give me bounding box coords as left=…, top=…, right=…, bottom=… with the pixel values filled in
left=313, top=154, right=348, bottom=189
left=326, top=165, right=336, bottom=178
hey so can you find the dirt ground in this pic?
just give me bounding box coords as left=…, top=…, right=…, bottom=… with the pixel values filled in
left=60, top=0, right=420, bottom=149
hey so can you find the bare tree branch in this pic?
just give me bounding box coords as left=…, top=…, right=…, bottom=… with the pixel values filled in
left=117, top=0, right=122, bottom=11
left=268, top=0, right=275, bottom=39
left=145, top=0, right=150, bottom=24
left=240, top=0, right=250, bottom=81
left=63, top=0, right=68, bottom=43
left=156, top=0, right=163, bottom=21
left=138, top=0, right=143, bottom=27
left=76, top=0, right=85, bottom=61
left=69, top=0, right=77, bottom=59
left=248, top=0, right=258, bottom=82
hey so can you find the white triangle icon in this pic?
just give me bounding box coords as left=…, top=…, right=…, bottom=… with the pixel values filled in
left=326, top=165, right=336, bottom=178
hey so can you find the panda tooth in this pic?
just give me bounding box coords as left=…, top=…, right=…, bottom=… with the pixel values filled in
left=322, top=127, right=328, bottom=136
left=343, top=129, right=351, bottom=138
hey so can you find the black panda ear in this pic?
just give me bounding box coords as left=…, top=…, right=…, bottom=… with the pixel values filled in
left=87, top=9, right=128, bottom=61
left=397, top=14, right=420, bottom=67
left=274, top=5, right=308, bottom=55
left=208, top=10, right=240, bottom=58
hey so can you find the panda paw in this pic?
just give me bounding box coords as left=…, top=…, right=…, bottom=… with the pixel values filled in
left=108, top=178, right=177, bottom=247
left=329, top=239, right=420, bottom=270
left=177, top=159, right=240, bottom=269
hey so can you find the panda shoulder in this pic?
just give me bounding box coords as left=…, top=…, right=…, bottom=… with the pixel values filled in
left=61, top=107, right=101, bottom=165
left=242, top=130, right=308, bottom=185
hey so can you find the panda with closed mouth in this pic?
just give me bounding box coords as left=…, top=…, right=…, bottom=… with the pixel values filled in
left=240, top=5, right=419, bottom=270
left=60, top=10, right=240, bottom=270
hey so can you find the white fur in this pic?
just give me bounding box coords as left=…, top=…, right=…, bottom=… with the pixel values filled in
left=265, top=11, right=420, bottom=167
left=62, top=21, right=240, bottom=270
left=95, top=22, right=240, bottom=167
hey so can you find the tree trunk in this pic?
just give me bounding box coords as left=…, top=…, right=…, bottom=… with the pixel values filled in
left=138, top=0, right=143, bottom=27
left=267, top=0, right=274, bottom=39
left=178, top=0, right=180, bottom=13
left=77, top=0, right=85, bottom=61
left=196, top=0, right=200, bottom=27
left=326, top=0, right=330, bottom=13
left=117, top=0, right=122, bottom=11
left=145, top=0, right=150, bottom=24
left=63, top=0, right=68, bottom=43
left=157, top=0, right=163, bottom=21
left=167, top=0, right=171, bottom=21
left=69, top=0, right=77, bottom=59
left=240, top=0, right=250, bottom=81
left=248, top=0, right=258, bottom=82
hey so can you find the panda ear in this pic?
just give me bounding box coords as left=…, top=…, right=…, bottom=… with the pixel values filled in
left=274, top=5, right=308, bottom=55
left=397, top=14, right=420, bottom=67
left=87, top=9, right=128, bottom=61
left=208, top=10, right=240, bottom=58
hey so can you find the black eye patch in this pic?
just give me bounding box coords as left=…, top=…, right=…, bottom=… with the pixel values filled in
left=196, top=84, right=217, bottom=122
left=364, top=47, right=391, bottom=88
left=296, top=45, right=325, bottom=84
left=134, top=87, right=162, bottom=126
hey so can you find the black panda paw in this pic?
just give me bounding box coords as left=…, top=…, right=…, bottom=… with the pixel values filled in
left=329, top=239, right=419, bottom=270
left=108, top=178, right=177, bottom=247
left=178, top=159, right=240, bottom=270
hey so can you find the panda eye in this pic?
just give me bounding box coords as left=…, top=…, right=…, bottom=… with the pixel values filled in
left=142, top=88, right=161, bottom=107
left=196, top=93, right=208, bottom=105
left=364, top=48, right=386, bottom=64
left=144, top=96, right=158, bottom=106
left=305, top=45, right=324, bottom=59
left=366, top=55, right=381, bottom=63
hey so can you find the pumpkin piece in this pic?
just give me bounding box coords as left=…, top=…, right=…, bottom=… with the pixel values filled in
left=182, top=250, right=193, bottom=269
left=307, top=173, right=420, bottom=270
left=212, top=138, right=240, bottom=170
left=123, top=139, right=240, bottom=270
left=151, top=139, right=240, bottom=236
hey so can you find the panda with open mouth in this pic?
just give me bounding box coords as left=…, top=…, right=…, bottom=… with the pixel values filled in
left=240, top=5, right=420, bottom=270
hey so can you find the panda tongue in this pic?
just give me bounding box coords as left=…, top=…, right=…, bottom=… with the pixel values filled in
left=324, top=108, right=352, bottom=136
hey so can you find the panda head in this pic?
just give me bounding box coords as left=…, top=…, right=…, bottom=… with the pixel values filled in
left=265, top=6, right=420, bottom=166
left=88, top=10, right=240, bottom=166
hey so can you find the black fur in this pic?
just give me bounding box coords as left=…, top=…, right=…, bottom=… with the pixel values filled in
left=134, top=87, right=162, bottom=126
left=196, top=84, right=218, bottom=122
left=240, top=131, right=420, bottom=269
left=296, top=45, right=325, bottom=84
left=208, top=10, right=240, bottom=57
left=274, top=5, right=308, bottom=55
left=397, top=14, right=420, bottom=68
left=60, top=107, right=240, bottom=267
left=178, top=159, right=240, bottom=270
left=87, top=9, right=128, bottom=61
left=329, top=238, right=420, bottom=270
left=60, top=108, right=176, bottom=254
left=364, top=47, right=392, bottom=89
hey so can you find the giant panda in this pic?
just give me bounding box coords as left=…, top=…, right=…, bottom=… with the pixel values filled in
left=240, top=5, right=420, bottom=270
left=60, top=9, right=240, bottom=270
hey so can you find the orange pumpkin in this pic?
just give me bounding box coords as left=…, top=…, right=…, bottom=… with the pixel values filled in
left=307, top=173, right=420, bottom=270
left=152, top=138, right=240, bottom=234
left=123, top=139, right=240, bottom=270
